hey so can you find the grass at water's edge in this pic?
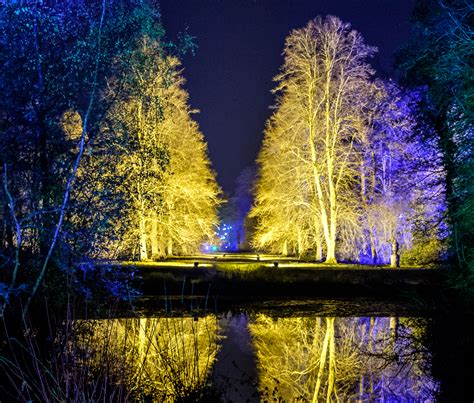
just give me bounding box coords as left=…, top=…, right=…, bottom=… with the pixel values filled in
left=118, top=259, right=440, bottom=304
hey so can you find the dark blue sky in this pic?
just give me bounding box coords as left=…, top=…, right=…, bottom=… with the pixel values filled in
left=159, top=0, right=416, bottom=193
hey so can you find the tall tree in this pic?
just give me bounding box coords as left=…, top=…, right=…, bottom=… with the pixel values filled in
left=251, top=97, right=318, bottom=258
left=353, top=82, right=445, bottom=266
left=97, top=39, right=220, bottom=260
left=398, top=0, right=473, bottom=273
left=253, top=16, right=444, bottom=265
left=0, top=0, right=169, bottom=311
left=252, top=16, right=377, bottom=263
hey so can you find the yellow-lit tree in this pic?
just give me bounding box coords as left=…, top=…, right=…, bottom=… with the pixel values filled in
left=252, top=16, right=377, bottom=263
left=251, top=95, right=321, bottom=258
left=99, top=38, right=220, bottom=260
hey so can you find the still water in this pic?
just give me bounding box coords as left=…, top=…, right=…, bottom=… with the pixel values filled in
left=75, top=300, right=439, bottom=401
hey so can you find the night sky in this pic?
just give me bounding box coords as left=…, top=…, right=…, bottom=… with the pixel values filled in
left=159, top=0, right=416, bottom=193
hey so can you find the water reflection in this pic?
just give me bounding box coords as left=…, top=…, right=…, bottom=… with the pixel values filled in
left=75, top=315, right=219, bottom=401
left=249, top=315, right=438, bottom=401
left=75, top=313, right=438, bottom=401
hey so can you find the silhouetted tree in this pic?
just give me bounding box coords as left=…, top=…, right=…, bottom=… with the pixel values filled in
left=398, top=0, right=473, bottom=275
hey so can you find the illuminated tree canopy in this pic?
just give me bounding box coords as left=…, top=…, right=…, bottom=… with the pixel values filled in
left=94, top=41, right=221, bottom=260
left=251, top=16, right=445, bottom=264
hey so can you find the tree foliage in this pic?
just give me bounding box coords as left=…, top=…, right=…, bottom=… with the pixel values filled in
left=253, top=16, right=378, bottom=263
left=398, top=0, right=473, bottom=274
left=0, top=0, right=220, bottom=313
left=93, top=40, right=221, bottom=259
left=251, top=16, right=445, bottom=265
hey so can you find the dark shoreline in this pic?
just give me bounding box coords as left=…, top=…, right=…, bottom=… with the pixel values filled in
left=135, top=295, right=432, bottom=318
left=135, top=262, right=438, bottom=295
left=113, top=260, right=442, bottom=318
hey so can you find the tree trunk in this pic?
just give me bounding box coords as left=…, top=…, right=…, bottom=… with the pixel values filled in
left=150, top=219, right=159, bottom=260
left=166, top=238, right=173, bottom=256
left=323, top=63, right=338, bottom=265
left=282, top=239, right=288, bottom=256
left=325, top=237, right=337, bottom=264
left=370, top=238, right=377, bottom=265
left=150, top=211, right=161, bottom=259
left=315, top=233, right=323, bottom=261
left=325, top=187, right=338, bottom=264
left=361, top=157, right=378, bottom=265
left=139, top=216, right=148, bottom=261
left=308, top=86, right=336, bottom=265
left=297, top=231, right=303, bottom=258
left=315, top=178, right=333, bottom=263
left=368, top=218, right=377, bottom=264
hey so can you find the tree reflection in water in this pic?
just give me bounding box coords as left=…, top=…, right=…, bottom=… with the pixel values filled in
left=249, top=315, right=438, bottom=401
left=74, top=315, right=219, bottom=401
left=71, top=314, right=439, bottom=400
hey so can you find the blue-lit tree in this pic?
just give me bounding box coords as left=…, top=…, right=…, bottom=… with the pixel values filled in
left=352, top=82, right=446, bottom=266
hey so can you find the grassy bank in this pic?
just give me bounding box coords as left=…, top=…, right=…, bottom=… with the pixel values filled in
left=110, top=256, right=439, bottom=304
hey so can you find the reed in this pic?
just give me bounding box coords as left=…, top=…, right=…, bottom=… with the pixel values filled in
left=0, top=299, right=222, bottom=402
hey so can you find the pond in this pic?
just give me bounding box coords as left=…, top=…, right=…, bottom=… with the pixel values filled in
left=66, top=298, right=441, bottom=401
left=2, top=297, right=472, bottom=401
